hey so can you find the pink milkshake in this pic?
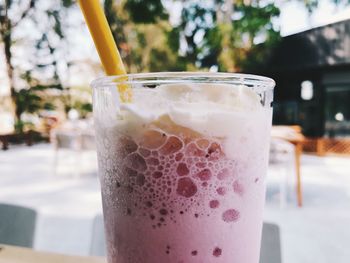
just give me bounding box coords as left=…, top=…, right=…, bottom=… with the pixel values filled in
left=92, top=73, right=274, bottom=263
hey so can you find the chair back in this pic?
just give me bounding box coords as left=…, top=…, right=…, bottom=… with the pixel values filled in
left=55, top=131, right=81, bottom=150
left=270, top=138, right=295, bottom=164
left=0, top=203, right=37, bottom=248
left=260, top=223, right=282, bottom=263
left=81, top=133, right=96, bottom=150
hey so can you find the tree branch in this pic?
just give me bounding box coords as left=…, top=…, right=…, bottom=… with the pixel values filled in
left=12, top=0, right=36, bottom=28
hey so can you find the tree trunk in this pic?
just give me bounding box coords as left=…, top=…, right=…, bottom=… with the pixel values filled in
left=224, top=0, right=233, bottom=23
left=3, top=28, right=18, bottom=119
left=2, top=2, right=19, bottom=131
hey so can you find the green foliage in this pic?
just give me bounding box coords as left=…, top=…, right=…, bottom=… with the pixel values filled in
left=104, top=0, right=128, bottom=49
left=124, top=0, right=168, bottom=23
left=62, top=0, right=75, bottom=8
left=166, top=1, right=282, bottom=71
left=60, top=87, right=93, bottom=118
left=166, top=26, right=181, bottom=53
left=104, top=0, right=183, bottom=72
left=14, top=89, right=42, bottom=116
left=200, top=25, right=223, bottom=68
left=14, top=120, right=34, bottom=134
left=149, top=47, right=186, bottom=71
left=229, top=2, right=281, bottom=71
left=12, top=70, right=61, bottom=133
left=73, top=102, right=93, bottom=119
left=233, top=3, right=280, bottom=40
left=169, top=1, right=218, bottom=67
left=47, top=10, right=64, bottom=39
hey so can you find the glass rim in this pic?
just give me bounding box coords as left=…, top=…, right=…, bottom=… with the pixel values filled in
left=91, top=71, right=275, bottom=91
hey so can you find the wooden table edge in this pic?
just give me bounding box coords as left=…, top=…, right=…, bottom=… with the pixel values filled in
left=0, top=244, right=106, bottom=263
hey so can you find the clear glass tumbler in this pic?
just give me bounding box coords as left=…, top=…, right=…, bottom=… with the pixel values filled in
left=92, top=72, right=274, bottom=263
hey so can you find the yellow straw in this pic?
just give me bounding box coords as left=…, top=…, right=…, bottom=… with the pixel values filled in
left=78, top=0, right=131, bottom=102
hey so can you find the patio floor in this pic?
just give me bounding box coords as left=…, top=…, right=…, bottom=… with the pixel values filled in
left=0, top=143, right=349, bottom=262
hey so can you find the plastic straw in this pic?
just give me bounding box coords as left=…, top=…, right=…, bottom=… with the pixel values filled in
left=78, top=0, right=131, bottom=102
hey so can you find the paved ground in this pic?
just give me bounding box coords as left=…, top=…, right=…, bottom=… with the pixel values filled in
left=265, top=154, right=350, bottom=263
left=1, top=143, right=349, bottom=262
left=0, top=144, right=101, bottom=255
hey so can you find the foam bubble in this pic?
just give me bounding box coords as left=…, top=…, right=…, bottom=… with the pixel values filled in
left=196, top=169, right=212, bottom=181
left=209, top=200, right=220, bottom=209
left=216, top=187, right=226, bottom=196
left=159, top=136, right=183, bottom=155
left=103, top=132, right=249, bottom=229
left=176, top=178, right=197, bottom=198
left=222, top=209, right=240, bottom=222
left=213, top=247, right=222, bottom=257
left=233, top=180, right=244, bottom=196
left=124, top=153, right=147, bottom=171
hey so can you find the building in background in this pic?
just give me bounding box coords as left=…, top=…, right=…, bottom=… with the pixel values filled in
left=262, top=19, right=350, bottom=139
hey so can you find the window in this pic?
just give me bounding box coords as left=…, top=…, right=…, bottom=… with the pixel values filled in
left=325, top=85, right=350, bottom=137
left=301, top=80, right=314, bottom=100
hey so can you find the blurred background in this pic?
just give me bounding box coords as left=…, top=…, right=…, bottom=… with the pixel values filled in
left=0, top=0, right=350, bottom=263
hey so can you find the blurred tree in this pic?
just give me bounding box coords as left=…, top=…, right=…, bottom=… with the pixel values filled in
left=167, top=1, right=221, bottom=69
left=167, top=0, right=280, bottom=72
left=104, top=0, right=185, bottom=72
left=0, top=0, right=74, bottom=133
left=61, top=85, right=93, bottom=119
left=226, top=1, right=281, bottom=71
left=166, top=0, right=349, bottom=72
left=124, top=0, right=168, bottom=23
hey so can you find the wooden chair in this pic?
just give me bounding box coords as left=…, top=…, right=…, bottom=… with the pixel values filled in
left=0, top=203, right=37, bottom=248
left=52, top=130, right=83, bottom=177
left=271, top=125, right=305, bottom=207
left=269, top=138, right=295, bottom=208
left=52, top=125, right=95, bottom=177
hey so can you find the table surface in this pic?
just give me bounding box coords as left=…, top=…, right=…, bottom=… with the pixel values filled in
left=0, top=245, right=106, bottom=263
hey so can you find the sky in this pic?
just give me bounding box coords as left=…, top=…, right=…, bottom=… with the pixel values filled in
left=279, top=0, right=350, bottom=36
left=1, top=0, right=350, bottom=97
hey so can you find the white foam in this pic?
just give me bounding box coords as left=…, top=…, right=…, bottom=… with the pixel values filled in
left=117, top=83, right=265, bottom=138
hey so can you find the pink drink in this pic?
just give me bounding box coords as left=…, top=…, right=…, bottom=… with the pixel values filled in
left=92, top=73, right=274, bottom=263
